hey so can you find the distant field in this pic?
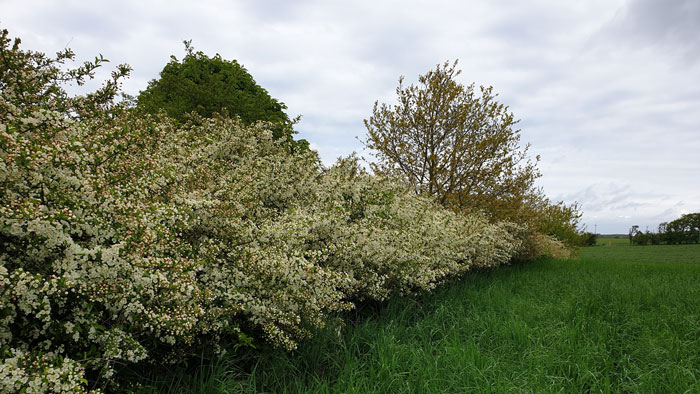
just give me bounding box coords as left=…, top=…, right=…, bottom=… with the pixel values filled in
left=595, top=236, right=631, bottom=247
left=158, top=241, right=700, bottom=393
left=588, top=236, right=700, bottom=264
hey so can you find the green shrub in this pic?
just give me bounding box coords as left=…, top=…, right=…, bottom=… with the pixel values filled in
left=579, top=232, right=598, bottom=247
left=136, top=42, right=308, bottom=152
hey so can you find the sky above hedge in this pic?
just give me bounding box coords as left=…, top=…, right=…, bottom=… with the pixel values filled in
left=3, top=0, right=699, bottom=234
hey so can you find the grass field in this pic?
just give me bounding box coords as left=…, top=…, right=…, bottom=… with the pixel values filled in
left=156, top=238, right=700, bottom=393
left=591, top=236, right=700, bottom=264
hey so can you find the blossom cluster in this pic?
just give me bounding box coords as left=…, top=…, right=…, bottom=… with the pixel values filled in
left=1, top=29, right=529, bottom=391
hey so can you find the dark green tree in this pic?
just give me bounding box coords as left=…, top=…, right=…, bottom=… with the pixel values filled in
left=666, top=213, right=700, bottom=244
left=629, top=225, right=639, bottom=245
left=137, top=41, right=307, bottom=149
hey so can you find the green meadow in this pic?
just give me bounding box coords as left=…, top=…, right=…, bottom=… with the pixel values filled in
left=156, top=239, right=700, bottom=393
left=592, top=236, right=700, bottom=264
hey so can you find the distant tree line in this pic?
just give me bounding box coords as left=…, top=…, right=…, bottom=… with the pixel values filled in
left=629, top=213, right=700, bottom=245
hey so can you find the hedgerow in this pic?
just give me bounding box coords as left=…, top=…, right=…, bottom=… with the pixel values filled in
left=1, top=29, right=524, bottom=392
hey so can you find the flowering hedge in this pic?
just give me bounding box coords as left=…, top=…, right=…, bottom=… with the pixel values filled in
left=0, top=30, right=524, bottom=392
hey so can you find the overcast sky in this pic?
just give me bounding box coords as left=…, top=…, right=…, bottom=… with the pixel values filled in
left=3, top=0, right=699, bottom=234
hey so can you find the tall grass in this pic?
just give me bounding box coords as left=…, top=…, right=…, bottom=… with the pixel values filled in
left=154, top=242, right=700, bottom=393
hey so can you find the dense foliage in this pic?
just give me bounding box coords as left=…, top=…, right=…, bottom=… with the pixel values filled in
left=629, top=213, right=700, bottom=245
left=364, top=60, right=539, bottom=222
left=0, top=30, right=530, bottom=392
left=363, top=61, right=582, bottom=247
left=578, top=232, right=598, bottom=247
left=137, top=41, right=307, bottom=150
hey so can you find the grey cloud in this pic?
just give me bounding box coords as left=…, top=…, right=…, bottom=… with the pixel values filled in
left=561, top=183, right=642, bottom=212
left=566, top=182, right=678, bottom=233
left=238, top=0, right=315, bottom=23
left=3, top=0, right=699, bottom=234
left=604, top=0, right=700, bottom=61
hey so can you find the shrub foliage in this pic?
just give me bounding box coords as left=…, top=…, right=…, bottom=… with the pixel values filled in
left=0, top=30, right=526, bottom=391
left=363, top=61, right=583, bottom=248
left=136, top=41, right=309, bottom=151
left=364, top=60, right=539, bottom=223
left=629, top=213, right=700, bottom=245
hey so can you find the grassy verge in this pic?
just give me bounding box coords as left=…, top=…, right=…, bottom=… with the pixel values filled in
left=155, top=242, right=700, bottom=393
